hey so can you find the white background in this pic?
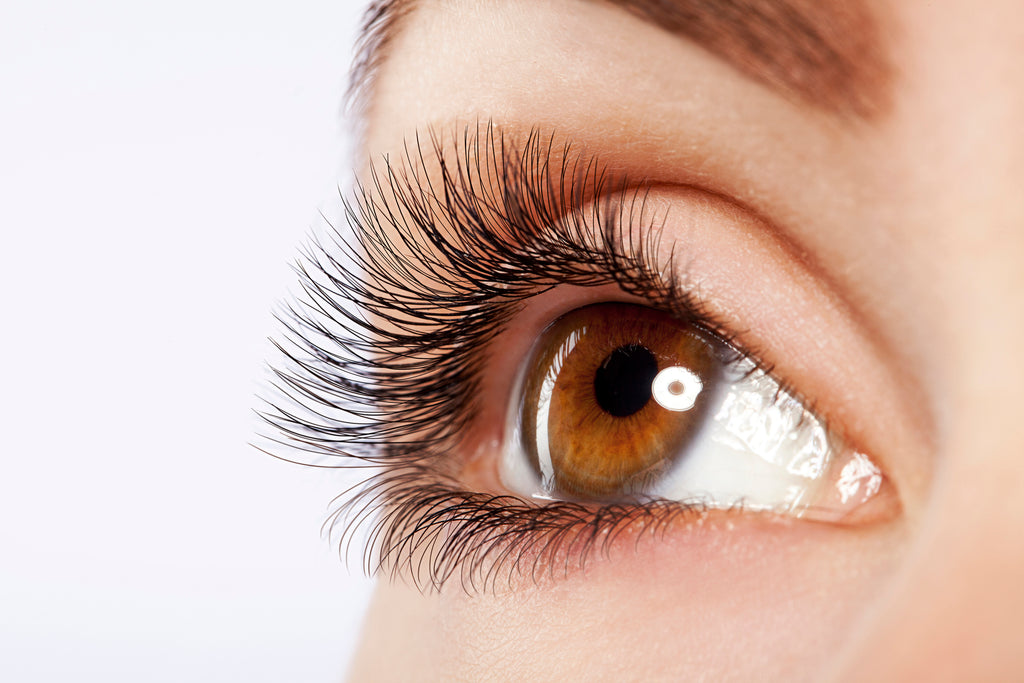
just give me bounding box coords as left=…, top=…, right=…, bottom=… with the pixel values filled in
left=0, top=1, right=376, bottom=680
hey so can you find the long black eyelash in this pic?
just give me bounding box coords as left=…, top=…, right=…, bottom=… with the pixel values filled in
left=258, top=122, right=735, bottom=592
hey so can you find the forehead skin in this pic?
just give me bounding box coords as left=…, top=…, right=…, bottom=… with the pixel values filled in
left=350, top=0, right=1024, bottom=680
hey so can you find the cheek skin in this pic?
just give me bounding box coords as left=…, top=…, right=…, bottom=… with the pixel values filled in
left=350, top=518, right=905, bottom=682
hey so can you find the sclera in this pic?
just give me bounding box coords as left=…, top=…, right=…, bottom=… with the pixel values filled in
left=500, top=302, right=889, bottom=521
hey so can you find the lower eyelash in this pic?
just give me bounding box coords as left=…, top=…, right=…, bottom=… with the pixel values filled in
left=330, top=467, right=715, bottom=593
left=258, top=122, right=749, bottom=593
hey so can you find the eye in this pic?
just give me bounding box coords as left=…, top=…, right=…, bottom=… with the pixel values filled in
left=500, top=302, right=892, bottom=522
left=263, top=125, right=911, bottom=591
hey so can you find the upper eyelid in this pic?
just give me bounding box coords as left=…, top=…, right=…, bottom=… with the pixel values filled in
left=260, top=124, right=737, bottom=471
left=263, top=122, right=830, bottom=466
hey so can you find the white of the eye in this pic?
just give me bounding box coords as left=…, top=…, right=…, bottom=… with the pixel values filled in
left=652, top=366, right=703, bottom=412
left=652, top=358, right=838, bottom=513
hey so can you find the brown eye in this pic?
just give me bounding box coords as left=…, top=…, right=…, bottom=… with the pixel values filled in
left=503, top=302, right=891, bottom=521
left=518, top=303, right=724, bottom=500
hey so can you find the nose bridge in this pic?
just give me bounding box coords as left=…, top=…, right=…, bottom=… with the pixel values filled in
left=836, top=2, right=1024, bottom=678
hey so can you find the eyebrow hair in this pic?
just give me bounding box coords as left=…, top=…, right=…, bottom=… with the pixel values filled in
left=347, top=0, right=891, bottom=121
left=346, top=0, right=416, bottom=118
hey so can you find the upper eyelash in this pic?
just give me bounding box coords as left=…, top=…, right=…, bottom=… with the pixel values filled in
left=258, top=121, right=756, bottom=592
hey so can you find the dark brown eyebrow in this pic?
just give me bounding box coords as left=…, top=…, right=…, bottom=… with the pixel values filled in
left=347, top=0, right=891, bottom=121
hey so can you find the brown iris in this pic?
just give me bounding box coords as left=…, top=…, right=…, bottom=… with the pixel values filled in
left=519, top=303, right=722, bottom=500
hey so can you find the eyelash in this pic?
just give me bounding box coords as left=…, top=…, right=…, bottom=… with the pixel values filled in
left=259, top=123, right=778, bottom=593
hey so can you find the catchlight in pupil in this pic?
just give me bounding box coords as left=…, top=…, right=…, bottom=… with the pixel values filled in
left=594, top=345, right=659, bottom=417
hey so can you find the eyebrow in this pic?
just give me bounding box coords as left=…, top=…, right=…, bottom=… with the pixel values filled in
left=348, top=0, right=891, bottom=121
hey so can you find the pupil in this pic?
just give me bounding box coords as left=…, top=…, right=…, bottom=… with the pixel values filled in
left=593, top=344, right=659, bottom=417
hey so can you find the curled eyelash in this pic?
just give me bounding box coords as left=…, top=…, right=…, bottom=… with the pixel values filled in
left=258, top=122, right=744, bottom=592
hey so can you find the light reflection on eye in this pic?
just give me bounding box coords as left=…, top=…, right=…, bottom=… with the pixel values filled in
left=652, top=366, right=703, bottom=412
left=500, top=302, right=889, bottom=522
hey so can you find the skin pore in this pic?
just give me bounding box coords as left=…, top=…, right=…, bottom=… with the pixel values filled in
left=342, top=0, right=1024, bottom=679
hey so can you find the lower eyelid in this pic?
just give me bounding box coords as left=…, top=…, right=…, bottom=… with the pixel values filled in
left=390, top=484, right=898, bottom=593
left=438, top=513, right=907, bottom=673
